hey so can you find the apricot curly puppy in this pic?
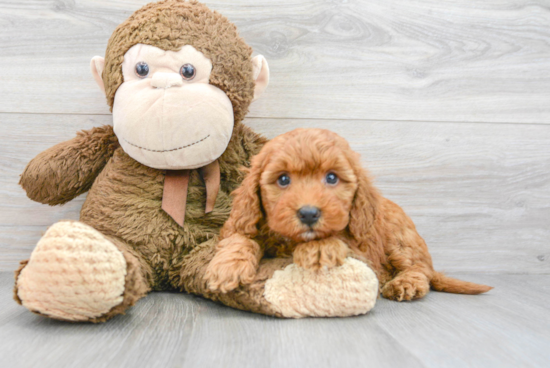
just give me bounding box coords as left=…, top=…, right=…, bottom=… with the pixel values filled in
left=205, top=128, right=493, bottom=301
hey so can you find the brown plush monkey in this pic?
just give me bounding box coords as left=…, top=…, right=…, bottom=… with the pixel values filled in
left=14, top=0, right=377, bottom=322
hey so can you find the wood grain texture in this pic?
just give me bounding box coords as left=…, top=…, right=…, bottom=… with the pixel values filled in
left=1, top=113, right=549, bottom=273
left=0, top=0, right=549, bottom=123
left=1, top=272, right=549, bottom=368
left=2, top=1, right=549, bottom=365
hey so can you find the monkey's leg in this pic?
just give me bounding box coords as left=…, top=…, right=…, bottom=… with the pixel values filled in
left=14, top=221, right=151, bottom=322
left=178, top=238, right=379, bottom=318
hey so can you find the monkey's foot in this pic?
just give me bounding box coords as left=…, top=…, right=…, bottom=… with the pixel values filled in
left=15, top=221, right=127, bottom=321
left=264, top=258, right=379, bottom=318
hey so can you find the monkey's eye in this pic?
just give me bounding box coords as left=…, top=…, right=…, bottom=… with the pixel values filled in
left=180, top=64, right=196, bottom=80
left=325, top=172, right=339, bottom=186
left=277, top=174, right=291, bottom=188
left=135, top=62, right=149, bottom=78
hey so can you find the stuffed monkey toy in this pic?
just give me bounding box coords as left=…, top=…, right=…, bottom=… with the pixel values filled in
left=13, top=0, right=378, bottom=322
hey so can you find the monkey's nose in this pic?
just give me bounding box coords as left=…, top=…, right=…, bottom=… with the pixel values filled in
left=297, top=206, right=321, bottom=226
left=151, top=72, right=183, bottom=89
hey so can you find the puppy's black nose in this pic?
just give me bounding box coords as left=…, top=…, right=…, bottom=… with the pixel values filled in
left=298, top=206, right=321, bottom=226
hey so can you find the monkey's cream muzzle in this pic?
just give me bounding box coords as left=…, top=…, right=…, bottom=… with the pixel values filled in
left=150, top=72, right=185, bottom=88
left=112, top=44, right=234, bottom=170
left=113, top=79, right=233, bottom=170
left=90, top=43, right=269, bottom=226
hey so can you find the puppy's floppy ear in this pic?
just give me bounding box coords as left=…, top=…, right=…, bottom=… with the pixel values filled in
left=220, top=147, right=270, bottom=239
left=347, top=151, right=380, bottom=244
left=347, top=158, right=387, bottom=274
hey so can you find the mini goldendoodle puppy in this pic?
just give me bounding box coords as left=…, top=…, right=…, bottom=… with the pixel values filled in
left=205, top=128, right=492, bottom=301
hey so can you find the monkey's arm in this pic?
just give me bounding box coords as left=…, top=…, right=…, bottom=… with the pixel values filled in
left=19, top=125, right=118, bottom=205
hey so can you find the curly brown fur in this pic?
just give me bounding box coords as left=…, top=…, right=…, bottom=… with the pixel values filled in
left=74, top=123, right=266, bottom=292
left=293, top=238, right=349, bottom=271
left=206, top=128, right=493, bottom=300
left=205, top=234, right=263, bottom=293
left=16, top=112, right=266, bottom=322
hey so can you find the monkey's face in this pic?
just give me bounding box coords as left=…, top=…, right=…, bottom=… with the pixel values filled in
left=90, top=1, right=269, bottom=170
left=107, top=44, right=233, bottom=170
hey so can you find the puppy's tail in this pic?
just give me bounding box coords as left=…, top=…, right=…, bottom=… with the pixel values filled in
left=430, top=272, right=493, bottom=295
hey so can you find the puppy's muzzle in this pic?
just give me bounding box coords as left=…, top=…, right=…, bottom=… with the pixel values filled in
left=297, top=206, right=321, bottom=226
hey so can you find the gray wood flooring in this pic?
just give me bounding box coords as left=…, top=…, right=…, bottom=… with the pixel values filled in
left=1, top=272, right=549, bottom=368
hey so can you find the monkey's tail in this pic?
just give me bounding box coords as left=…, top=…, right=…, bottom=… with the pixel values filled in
left=430, top=272, right=493, bottom=295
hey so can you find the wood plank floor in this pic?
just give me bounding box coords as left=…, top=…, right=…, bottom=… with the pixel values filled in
left=1, top=272, right=549, bottom=368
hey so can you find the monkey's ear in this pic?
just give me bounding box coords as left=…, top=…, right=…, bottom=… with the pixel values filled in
left=90, top=56, right=106, bottom=94
left=251, top=55, right=269, bottom=101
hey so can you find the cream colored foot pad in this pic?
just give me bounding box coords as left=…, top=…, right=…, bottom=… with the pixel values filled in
left=17, top=221, right=127, bottom=321
left=264, top=258, right=378, bottom=318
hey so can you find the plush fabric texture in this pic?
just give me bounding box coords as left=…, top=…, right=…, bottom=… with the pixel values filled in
left=78, top=122, right=265, bottom=292
left=103, top=0, right=255, bottom=125
left=16, top=221, right=127, bottom=321
left=15, top=120, right=287, bottom=321
left=251, top=55, right=269, bottom=100
left=179, top=238, right=288, bottom=317
left=205, top=233, right=263, bottom=293
left=114, top=44, right=234, bottom=170
left=19, top=125, right=118, bottom=206
left=14, top=0, right=381, bottom=322
left=264, top=258, right=379, bottom=318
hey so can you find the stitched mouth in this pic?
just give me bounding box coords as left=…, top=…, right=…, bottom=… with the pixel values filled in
left=123, top=135, right=210, bottom=153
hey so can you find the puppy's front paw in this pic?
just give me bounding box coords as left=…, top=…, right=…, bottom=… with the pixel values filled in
left=381, top=272, right=430, bottom=301
left=204, top=235, right=261, bottom=293
left=293, top=238, right=349, bottom=271
left=205, top=256, right=257, bottom=293
left=293, top=242, right=322, bottom=270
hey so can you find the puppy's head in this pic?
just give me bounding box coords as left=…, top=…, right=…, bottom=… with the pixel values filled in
left=222, top=128, right=378, bottom=243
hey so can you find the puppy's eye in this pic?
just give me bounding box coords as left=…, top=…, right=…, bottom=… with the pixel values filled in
left=277, top=174, right=291, bottom=188
left=180, top=64, right=196, bottom=80
left=325, top=172, right=339, bottom=185
left=135, top=62, right=149, bottom=78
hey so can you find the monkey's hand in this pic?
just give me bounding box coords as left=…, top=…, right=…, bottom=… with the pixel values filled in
left=19, top=125, right=118, bottom=205
left=293, top=237, right=350, bottom=271
left=204, top=234, right=263, bottom=293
